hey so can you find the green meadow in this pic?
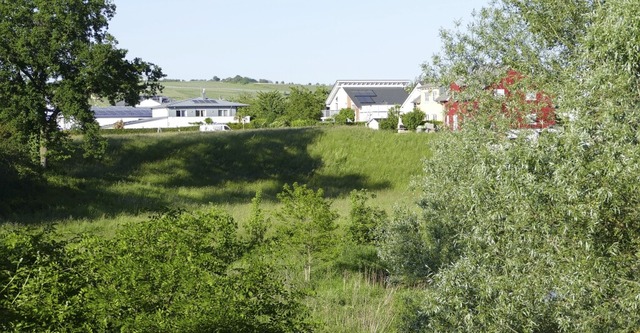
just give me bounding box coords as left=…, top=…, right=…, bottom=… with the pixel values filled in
left=7, top=127, right=430, bottom=226
left=3, top=126, right=433, bottom=332
left=157, top=80, right=329, bottom=102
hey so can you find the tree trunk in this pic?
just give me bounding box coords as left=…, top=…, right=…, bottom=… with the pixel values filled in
left=39, top=129, right=47, bottom=168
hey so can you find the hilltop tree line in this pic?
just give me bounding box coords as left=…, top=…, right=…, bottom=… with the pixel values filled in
left=206, top=75, right=324, bottom=86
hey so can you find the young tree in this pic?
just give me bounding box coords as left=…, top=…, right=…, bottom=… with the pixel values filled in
left=275, top=183, right=338, bottom=282
left=252, top=90, right=286, bottom=126
left=379, top=105, right=401, bottom=130
left=0, top=1, right=164, bottom=168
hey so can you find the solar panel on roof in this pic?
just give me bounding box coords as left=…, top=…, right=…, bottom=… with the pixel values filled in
left=356, top=96, right=375, bottom=103
left=353, top=90, right=376, bottom=97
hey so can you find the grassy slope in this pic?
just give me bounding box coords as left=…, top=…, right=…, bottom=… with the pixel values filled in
left=6, top=126, right=430, bottom=226
left=3, top=126, right=433, bottom=332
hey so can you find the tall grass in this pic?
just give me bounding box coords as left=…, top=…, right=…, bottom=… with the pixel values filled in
left=310, top=270, right=398, bottom=333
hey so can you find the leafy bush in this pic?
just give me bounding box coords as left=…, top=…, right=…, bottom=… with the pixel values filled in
left=1, top=209, right=312, bottom=332
left=290, top=119, right=317, bottom=127
left=334, top=108, right=356, bottom=125
left=348, top=189, right=387, bottom=245
left=377, top=208, right=433, bottom=283
left=400, top=108, right=425, bottom=131
left=0, top=227, right=87, bottom=332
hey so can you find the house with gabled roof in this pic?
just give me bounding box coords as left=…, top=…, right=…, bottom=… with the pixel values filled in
left=324, top=80, right=411, bottom=122
left=401, top=84, right=448, bottom=122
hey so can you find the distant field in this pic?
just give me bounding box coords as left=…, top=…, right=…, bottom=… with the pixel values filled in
left=158, top=80, right=330, bottom=102
left=89, top=81, right=330, bottom=106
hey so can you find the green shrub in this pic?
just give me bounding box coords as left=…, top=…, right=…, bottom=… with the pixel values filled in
left=348, top=189, right=387, bottom=245
left=0, top=209, right=312, bottom=332
left=334, top=108, right=356, bottom=125
left=401, top=108, right=425, bottom=131
left=290, top=119, right=317, bottom=127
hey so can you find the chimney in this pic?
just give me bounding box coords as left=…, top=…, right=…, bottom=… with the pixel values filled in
left=202, top=88, right=206, bottom=99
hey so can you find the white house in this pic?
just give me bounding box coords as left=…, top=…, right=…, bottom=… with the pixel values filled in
left=400, top=83, right=422, bottom=113
left=402, top=84, right=447, bottom=122
left=323, top=80, right=411, bottom=122
left=146, top=94, right=248, bottom=129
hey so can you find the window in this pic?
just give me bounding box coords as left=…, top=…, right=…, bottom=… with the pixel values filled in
left=195, top=109, right=205, bottom=117
left=217, top=109, right=228, bottom=117
left=432, top=90, right=438, bottom=100
left=176, top=110, right=186, bottom=117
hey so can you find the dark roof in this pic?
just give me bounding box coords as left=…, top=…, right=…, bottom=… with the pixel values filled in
left=165, top=97, right=248, bottom=108
left=343, top=87, right=408, bottom=109
left=91, top=106, right=152, bottom=118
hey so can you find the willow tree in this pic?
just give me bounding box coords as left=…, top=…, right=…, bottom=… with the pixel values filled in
left=382, top=0, right=640, bottom=331
left=0, top=0, right=163, bottom=168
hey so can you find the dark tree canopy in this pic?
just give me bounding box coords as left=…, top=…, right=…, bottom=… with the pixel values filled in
left=0, top=0, right=164, bottom=168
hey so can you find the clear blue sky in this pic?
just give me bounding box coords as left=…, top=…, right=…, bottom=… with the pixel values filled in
left=109, top=0, right=487, bottom=84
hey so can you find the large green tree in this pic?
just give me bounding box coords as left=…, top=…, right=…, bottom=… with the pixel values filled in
left=251, top=90, right=287, bottom=126
left=0, top=0, right=164, bottom=168
left=384, top=0, right=640, bottom=331
left=285, top=86, right=328, bottom=123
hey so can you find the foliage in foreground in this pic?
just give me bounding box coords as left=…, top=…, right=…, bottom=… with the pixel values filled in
left=0, top=209, right=312, bottom=332
left=381, top=0, right=640, bottom=331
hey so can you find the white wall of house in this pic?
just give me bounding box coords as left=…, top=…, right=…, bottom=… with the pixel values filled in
left=419, top=86, right=445, bottom=121
left=326, top=88, right=353, bottom=111
left=359, top=104, right=397, bottom=122
left=165, top=116, right=237, bottom=127
left=97, top=117, right=147, bottom=127
left=123, top=118, right=170, bottom=129
left=152, top=107, right=169, bottom=118
left=401, top=84, right=422, bottom=113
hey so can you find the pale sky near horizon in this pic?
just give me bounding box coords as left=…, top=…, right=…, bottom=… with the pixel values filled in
left=108, top=1, right=488, bottom=84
